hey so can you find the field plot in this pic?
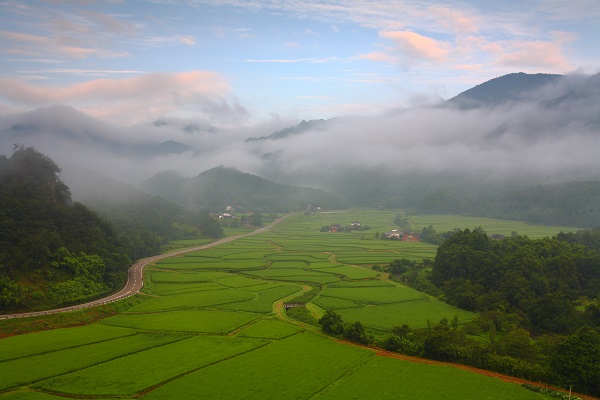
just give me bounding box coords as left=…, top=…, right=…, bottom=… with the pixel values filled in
left=318, top=285, right=428, bottom=305
left=147, top=282, right=225, bottom=296
left=410, top=214, right=579, bottom=238
left=100, top=310, right=261, bottom=333
left=314, top=354, right=546, bottom=400
left=217, top=284, right=301, bottom=313
left=0, top=324, right=135, bottom=362
left=142, top=332, right=374, bottom=400
left=336, top=299, right=474, bottom=331
left=127, top=288, right=256, bottom=312
left=33, top=336, right=266, bottom=396
left=147, top=270, right=229, bottom=283
left=311, top=265, right=379, bottom=280
left=246, top=268, right=340, bottom=284
left=0, top=333, right=182, bottom=391
left=236, top=317, right=304, bottom=339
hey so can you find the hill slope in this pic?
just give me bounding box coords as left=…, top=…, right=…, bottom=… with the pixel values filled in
left=141, top=166, right=347, bottom=212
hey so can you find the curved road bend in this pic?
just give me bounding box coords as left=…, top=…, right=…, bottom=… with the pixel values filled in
left=0, top=214, right=293, bottom=320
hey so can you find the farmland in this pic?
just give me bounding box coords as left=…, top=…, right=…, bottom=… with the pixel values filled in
left=0, top=210, right=578, bottom=399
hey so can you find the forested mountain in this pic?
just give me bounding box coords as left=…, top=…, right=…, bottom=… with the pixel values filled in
left=141, top=166, right=347, bottom=212
left=0, top=146, right=130, bottom=311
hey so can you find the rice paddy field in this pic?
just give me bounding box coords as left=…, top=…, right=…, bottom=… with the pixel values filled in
left=0, top=210, right=575, bottom=399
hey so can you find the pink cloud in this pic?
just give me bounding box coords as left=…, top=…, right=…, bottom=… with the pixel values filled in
left=178, top=35, right=197, bottom=45
left=0, top=71, right=229, bottom=105
left=0, top=29, right=126, bottom=59
left=380, top=31, right=450, bottom=62
left=497, top=41, right=572, bottom=71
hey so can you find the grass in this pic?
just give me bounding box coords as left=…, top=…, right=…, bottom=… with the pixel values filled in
left=314, top=354, right=548, bottom=400
left=217, top=284, right=301, bottom=313
left=0, top=332, right=182, bottom=391
left=33, top=336, right=267, bottom=396
left=319, top=285, right=428, bottom=305
left=141, top=332, right=375, bottom=400
left=410, top=214, right=579, bottom=239
left=335, top=299, right=475, bottom=331
left=236, top=317, right=305, bottom=339
left=128, top=288, right=256, bottom=312
left=100, top=310, right=261, bottom=333
left=0, top=324, right=135, bottom=362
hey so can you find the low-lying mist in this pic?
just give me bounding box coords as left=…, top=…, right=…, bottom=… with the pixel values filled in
left=1, top=72, right=599, bottom=201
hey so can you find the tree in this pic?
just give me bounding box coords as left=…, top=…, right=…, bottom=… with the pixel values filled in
left=318, top=310, right=344, bottom=335
left=343, top=321, right=370, bottom=344
left=551, top=327, right=600, bottom=396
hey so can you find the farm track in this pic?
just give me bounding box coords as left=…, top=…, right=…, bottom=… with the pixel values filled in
left=0, top=215, right=293, bottom=320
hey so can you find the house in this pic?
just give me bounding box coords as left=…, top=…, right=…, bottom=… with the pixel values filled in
left=350, top=221, right=361, bottom=229
left=401, top=232, right=420, bottom=242
left=383, top=229, right=402, bottom=239
left=329, top=223, right=342, bottom=233
left=218, top=213, right=236, bottom=219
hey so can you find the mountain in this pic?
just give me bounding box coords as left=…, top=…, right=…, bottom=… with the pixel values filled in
left=245, top=119, right=328, bottom=142
left=447, top=72, right=600, bottom=110
left=141, top=166, right=347, bottom=212
left=447, top=72, right=563, bottom=109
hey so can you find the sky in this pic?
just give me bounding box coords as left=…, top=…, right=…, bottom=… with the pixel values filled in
left=0, top=0, right=599, bottom=126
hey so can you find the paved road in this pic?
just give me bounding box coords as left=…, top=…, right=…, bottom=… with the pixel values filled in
left=0, top=214, right=292, bottom=320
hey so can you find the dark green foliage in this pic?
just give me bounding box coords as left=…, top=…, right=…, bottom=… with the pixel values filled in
left=430, top=229, right=600, bottom=333
left=343, top=321, right=370, bottom=345
left=551, top=327, right=600, bottom=397
left=381, top=258, right=443, bottom=298
left=0, top=146, right=130, bottom=311
left=318, top=310, right=345, bottom=335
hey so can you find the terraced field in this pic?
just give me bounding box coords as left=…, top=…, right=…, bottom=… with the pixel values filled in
left=0, top=210, right=572, bottom=399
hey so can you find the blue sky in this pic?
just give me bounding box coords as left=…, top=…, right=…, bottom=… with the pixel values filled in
left=0, top=0, right=599, bottom=125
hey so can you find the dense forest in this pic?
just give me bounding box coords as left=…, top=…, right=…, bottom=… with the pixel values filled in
left=367, top=228, right=600, bottom=397
left=0, top=146, right=221, bottom=312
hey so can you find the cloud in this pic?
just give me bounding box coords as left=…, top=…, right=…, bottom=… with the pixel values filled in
left=426, top=6, right=479, bottom=34
left=178, top=35, right=197, bottom=45
left=0, top=29, right=127, bottom=59
left=497, top=41, right=572, bottom=71
left=0, top=71, right=232, bottom=123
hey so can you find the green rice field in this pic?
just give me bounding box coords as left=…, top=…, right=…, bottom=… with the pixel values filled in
left=0, top=210, right=573, bottom=399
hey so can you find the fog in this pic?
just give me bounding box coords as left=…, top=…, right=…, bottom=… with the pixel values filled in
left=1, top=73, right=599, bottom=198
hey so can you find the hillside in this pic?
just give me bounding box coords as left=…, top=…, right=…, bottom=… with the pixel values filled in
left=0, top=146, right=131, bottom=312
left=141, top=166, right=347, bottom=212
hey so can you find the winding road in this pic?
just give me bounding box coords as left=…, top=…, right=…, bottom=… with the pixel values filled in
left=0, top=214, right=292, bottom=320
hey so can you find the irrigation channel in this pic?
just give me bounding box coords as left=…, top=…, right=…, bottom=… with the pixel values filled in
left=0, top=214, right=293, bottom=320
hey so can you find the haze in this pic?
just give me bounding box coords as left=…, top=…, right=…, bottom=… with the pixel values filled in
left=0, top=1, right=599, bottom=196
